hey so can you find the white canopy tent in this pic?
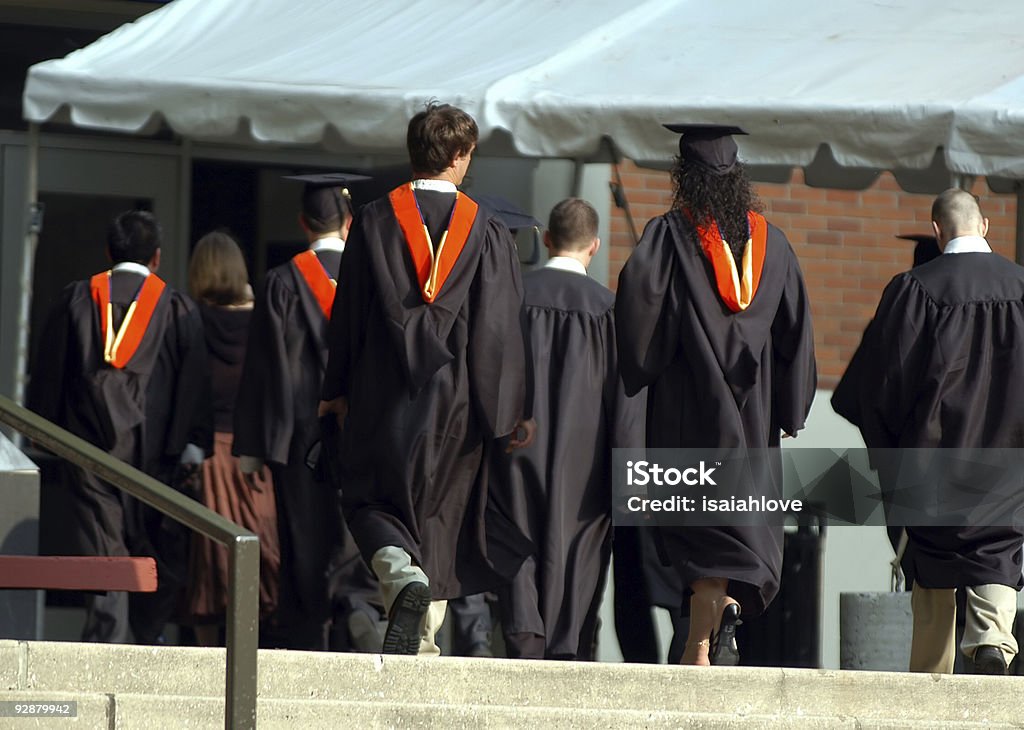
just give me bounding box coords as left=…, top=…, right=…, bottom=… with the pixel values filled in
left=17, top=0, right=1024, bottom=677
left=21, top=0, right=1024, bottom=185
left=16, top=0, right=1024, bottom=402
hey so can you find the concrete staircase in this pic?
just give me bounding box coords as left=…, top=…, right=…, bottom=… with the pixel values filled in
left=1, top=640, right=1021, bottom=729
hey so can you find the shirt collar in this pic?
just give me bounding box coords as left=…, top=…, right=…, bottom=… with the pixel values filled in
left=311, top=236, right=345, bottom=253
left=943, top=235, right=991, bottom=254
left=111, top=261, right=151, bottom=278
left=544, top=256, right=588, bottom=276
left=411, top=179, right=458, bottom=193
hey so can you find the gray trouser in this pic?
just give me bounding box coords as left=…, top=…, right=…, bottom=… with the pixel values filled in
left=371, top=546, right=447, bottom=656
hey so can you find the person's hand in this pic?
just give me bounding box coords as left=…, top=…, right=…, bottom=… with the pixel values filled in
left=318, top=397, right=349, bottom=432
left=238, top=455, right=267, bottom=492
left=506, top=418, right=537, bottom=453
left=172, top=443, right=205, bottom=498
left=782, top=430, right=796, bottom=439
left=173, top=461, right=203, bottom=498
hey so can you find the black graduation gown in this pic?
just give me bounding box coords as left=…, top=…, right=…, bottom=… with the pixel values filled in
left=832, top=252, right=1024, bottom=590
left=28, top=270, right=210, bottom=637
left=322, top=188, right=531, bottom=600
left=615, top=210, right=817, bottom=616
left=490, top=267, right=645, bottom=658
left=233, top=249, right=379, bottom=640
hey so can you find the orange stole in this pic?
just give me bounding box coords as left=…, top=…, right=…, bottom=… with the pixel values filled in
left=388, top=183, right=479, bottom=303
left=292, top=250, right=336, bottom=320
left=695, top=211, right=767, bottom=312
left=90, top=271, right=166, bottom=368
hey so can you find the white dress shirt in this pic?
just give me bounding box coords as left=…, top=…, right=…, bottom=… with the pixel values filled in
left=111, top=261, right=151, bottom=277
left=411, top=179, right=458, bottom=193
left=311, top=235, right=345, bottom=253
left=543, top=256, right=588, bottom=276
left=943, top=235, right=991, bottom=254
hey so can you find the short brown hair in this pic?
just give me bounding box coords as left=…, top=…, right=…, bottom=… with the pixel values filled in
left=931, top=188, right=984, bottom=238
left=547, top=198, right=599, bottom=251
left=407, top=102, right=478, bottom=175
left=188, top=231, right=252, bottom=306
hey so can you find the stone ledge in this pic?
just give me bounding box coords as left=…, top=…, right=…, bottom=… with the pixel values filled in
left=0, top=640, right=24, bottom=690
left=14, top=641, right=1024, bottom=725
left=2, top=687, right=1022, bottom=730
left=107, top=695, right=1024, bottom=730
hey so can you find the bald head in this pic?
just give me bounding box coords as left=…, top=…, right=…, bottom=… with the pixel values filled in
left=931, top=188, right=989, bottom=249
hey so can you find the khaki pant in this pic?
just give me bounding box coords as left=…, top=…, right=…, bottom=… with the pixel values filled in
left=371, top=546, right=448, bottom=656
left=909, top=584, right=1018, bottom=672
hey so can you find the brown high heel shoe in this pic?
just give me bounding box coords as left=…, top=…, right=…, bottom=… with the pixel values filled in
left=709, top=602, right=741, bottom=666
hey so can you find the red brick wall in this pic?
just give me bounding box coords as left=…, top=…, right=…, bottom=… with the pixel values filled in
left=608, top=160, right=1018, bottom=388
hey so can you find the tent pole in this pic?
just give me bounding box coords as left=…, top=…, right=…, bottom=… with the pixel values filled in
left=571, top=158, right=585, bottom=197
left=952, top=173, right=975, bottom=191
left=15, top=123, right=41, bottom=410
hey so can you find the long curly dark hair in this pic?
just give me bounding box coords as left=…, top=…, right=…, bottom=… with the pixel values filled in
left=671, top=158, right=762, bottom=262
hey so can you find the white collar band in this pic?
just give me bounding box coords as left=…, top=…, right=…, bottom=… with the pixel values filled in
left=111, top=261, right=151, bottom=277
left=311, top=236, right=345, bottom=253
left=411, top=179, right=458, bottom=193
left=544, top=256, right=588, bottom=276
left=943, top=235, right=991, bottom=255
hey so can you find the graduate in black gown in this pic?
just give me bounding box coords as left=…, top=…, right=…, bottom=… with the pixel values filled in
left=445, top=195, right=541, bottom=659
left=832, top=189, right=1023, bottom=675
left=615, top=125, right=817, bottom=666
left=320, top=102, right=533, bottom=656
left=29, top=209, right=210, bottom=644
left=491, top=197, right=645, bottom=660
left=886, top=232, right=941, bottom=590
left=233, top=174, right=383, bottom=650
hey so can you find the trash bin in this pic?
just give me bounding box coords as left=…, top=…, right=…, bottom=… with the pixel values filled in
left=840, top=591, right=912, bottom=671
left=738, top=512, right=824, bottom=668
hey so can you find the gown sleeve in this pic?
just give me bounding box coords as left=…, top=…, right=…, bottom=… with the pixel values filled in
left=467, top=220, right=527, bottom=439
left=832, top=273, right=933, bottom=448
left=323, top=212, right=372, bottom=403
left=162, top=295, right=212, bottom=457
left=615, top=216, right=683, bottom=398
left=233, top=272, right=296, bottom=465
left=604, top=306, right=647, bottom=449
left=770, top=240, right=818, bottom=436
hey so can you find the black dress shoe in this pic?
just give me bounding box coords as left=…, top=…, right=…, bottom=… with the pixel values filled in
left=382, top=581, right=431, bottom=655
left=710, top=603, right=742, bottom=666
left=970, top=646, right=1009, bottom=675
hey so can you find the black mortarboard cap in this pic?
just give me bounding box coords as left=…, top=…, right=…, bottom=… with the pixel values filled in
left=474, top=194, right=541, bottom=231
left=896, top=234, right=941, bottom=267
left=283, top=172, right=372, bottom=228
left=663, top=123, right=748, bottom=175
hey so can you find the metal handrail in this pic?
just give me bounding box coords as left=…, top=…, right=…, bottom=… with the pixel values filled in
left=0, top=395, right=259, bottom=729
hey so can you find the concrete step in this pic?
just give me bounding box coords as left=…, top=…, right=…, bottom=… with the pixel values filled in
left=3, top=640, right=1022, bottom=726
left=1, top=690, right=1021, bottom=730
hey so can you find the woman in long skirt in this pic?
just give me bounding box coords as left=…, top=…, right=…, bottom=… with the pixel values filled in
left=184, top=231, right=280, bottom=644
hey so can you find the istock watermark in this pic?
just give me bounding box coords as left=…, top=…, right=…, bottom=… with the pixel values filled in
left=612, top=448, right=1024, bottom=528
left=625, top=460, right=719, bottom=487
